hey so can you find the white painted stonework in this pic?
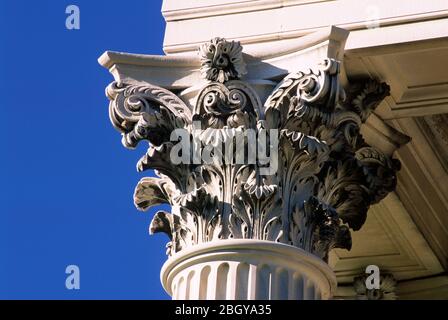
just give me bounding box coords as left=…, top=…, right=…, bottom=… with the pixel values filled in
left=101, top=33, right=399, bottom=300
left=162, top=240, right=336, bottom=300
left=101, top=0, right=448, bottom=299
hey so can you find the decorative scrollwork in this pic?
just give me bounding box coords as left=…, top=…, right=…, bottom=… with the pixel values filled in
left=107, top=81, right=191, bottom=148
left=105, top=38, right=401, bottom=262
left=194, top=80, right=262, bottom=129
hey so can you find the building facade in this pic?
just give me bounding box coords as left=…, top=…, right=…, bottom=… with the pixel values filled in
left=100, top=0, right=448, bottom=299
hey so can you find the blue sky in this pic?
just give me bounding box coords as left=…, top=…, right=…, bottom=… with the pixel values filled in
left=0, top=0, right=171, bottom=299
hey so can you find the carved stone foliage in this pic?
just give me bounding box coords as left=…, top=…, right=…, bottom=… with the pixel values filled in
left=199, top=37, right=247, bottom=83
left=354, top=273, right=397, bottom=300
left=105, top=38, right=400, bottom=260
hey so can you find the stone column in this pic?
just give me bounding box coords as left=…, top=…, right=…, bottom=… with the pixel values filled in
left=101, top=30, right=399, bottom=300
left=161, top=240, right=336, bottom=300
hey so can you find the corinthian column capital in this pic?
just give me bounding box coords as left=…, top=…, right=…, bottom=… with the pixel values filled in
left=101, top=29, right=400, bottom=300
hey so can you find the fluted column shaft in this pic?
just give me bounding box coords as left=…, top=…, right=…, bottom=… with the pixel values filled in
left=102, top=34, right=399, bottom=301
left=162, top=240, right=336, bottom=300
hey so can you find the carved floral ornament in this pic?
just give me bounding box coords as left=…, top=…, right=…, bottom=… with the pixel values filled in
left=354, top=273, right=397, bottom=300
left=199, top=37, right=247, bottom=83
left=105, top=38, right=400, bottom=261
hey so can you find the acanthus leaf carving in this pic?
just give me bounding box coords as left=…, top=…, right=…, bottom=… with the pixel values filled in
left=107, top=81, right=191, bottom=148
left=354, top=273, right=397, bottom=300
left=105, top=38, right=402, bottom=263
left=133, top=176, right=177, bottom=212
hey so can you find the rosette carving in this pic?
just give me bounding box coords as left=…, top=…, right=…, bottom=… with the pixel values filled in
left=354, top=273, right=397, bottom=300
left=199, top=37, right=247, bottom=83
left=105, top=38, right=400, bottom=262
